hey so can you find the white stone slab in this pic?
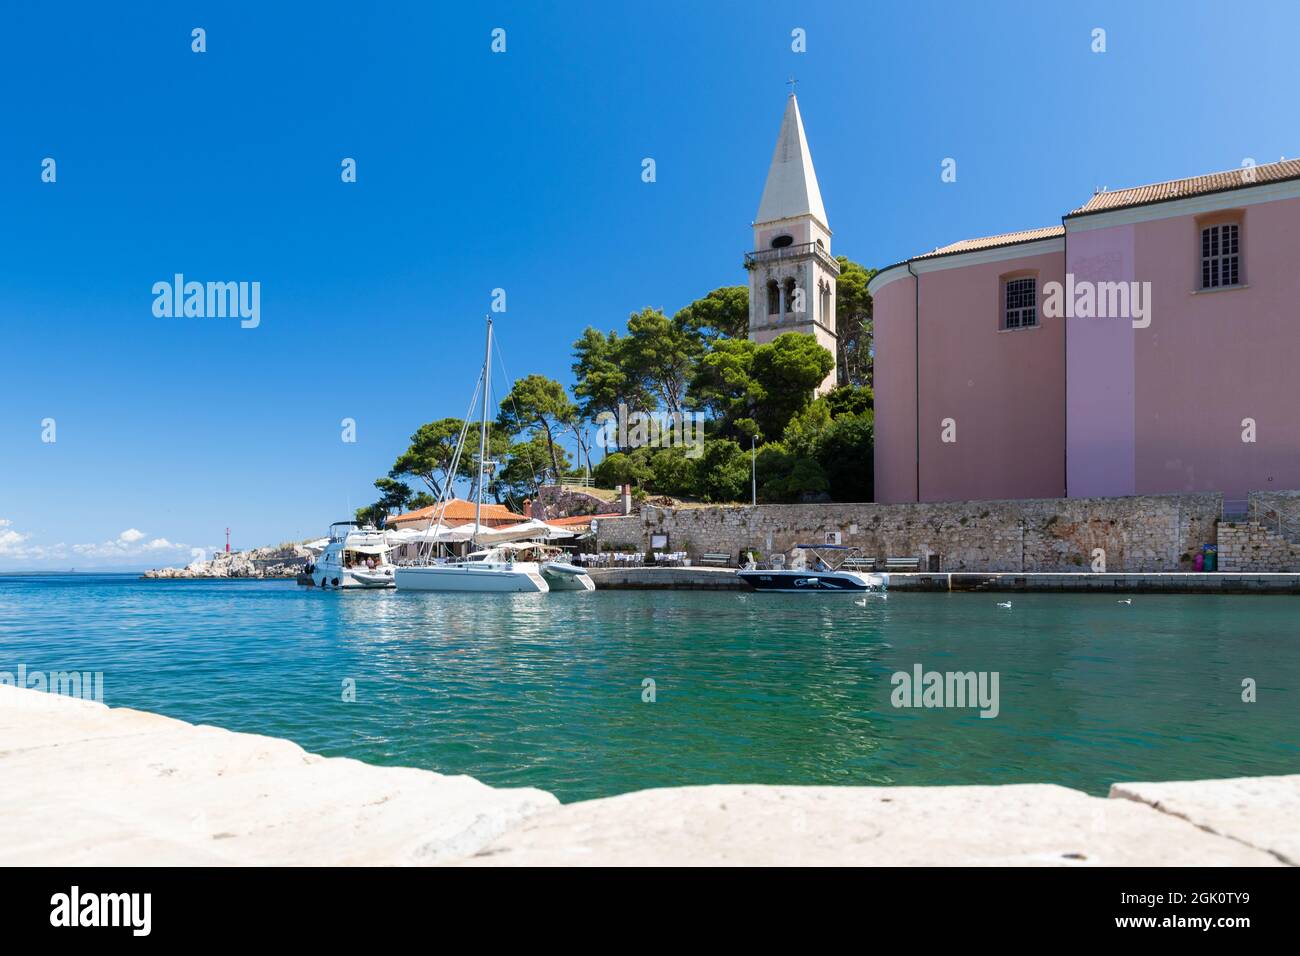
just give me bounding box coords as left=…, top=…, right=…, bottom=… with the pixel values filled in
left=0, top=685, right=557, bottom=865
left=457, top=783, right=1281, bottom=867
left=1111, top=775, right=1300, bottom=866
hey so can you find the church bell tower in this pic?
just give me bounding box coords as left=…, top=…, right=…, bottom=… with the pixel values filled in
left=745, top=92, right=839, bottom=394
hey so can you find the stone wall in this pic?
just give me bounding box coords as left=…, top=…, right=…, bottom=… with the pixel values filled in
left=1248, top=490, right=1300, bottom=545
left=1217, top=522, right=1300, bottom=572
left=592, top=515, right=643, bottom=552
left=638, top=493, right=1224, bottom=573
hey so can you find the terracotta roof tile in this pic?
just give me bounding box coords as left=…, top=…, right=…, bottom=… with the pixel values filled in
left=914, top=225, right=1065, bottom=261
left=385, top=499, right=524, bottom=526
left=1069, top=158, right=1300, bottom=215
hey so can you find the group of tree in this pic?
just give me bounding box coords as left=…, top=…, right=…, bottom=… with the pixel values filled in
left=356, top=258, right=876, bottom=525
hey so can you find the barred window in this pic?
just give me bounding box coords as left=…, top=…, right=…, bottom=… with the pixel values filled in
left=1201, top=223, right=1240, bottom=289
left=1004, top=277, right=1037, bottom=329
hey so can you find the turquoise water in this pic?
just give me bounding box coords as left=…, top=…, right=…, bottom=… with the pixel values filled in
left=1, top=573, right=1297, bottom=802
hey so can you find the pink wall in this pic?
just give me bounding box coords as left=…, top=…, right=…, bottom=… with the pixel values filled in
left=1129, top=196, right=1300, bottom=498
left=875, top=189, right=1300, bottom=504
left=873, top=249, right=1066, bottom=502
left=1065, top=224, right=1137, bottom=496
left=872, top=276, right=917, bottom=503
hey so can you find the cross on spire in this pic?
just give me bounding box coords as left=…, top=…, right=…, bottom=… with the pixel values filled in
left=786, top=74, right=797, bottom=97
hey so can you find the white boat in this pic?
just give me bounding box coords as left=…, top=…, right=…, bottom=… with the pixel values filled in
left=541, top=559, right=596, bottom=591
left=394, top=316, right=552, bottom=594
left=736, top=545, right=888, bottom=593
left=312, top=522, right=396, bottom=589
left=396, top=546, right=549, bottom=592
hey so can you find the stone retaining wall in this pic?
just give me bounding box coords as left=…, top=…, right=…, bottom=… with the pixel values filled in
left=1218, top=522, right=1300, bottom=572
left=638, top=494, right=1223, bottom=573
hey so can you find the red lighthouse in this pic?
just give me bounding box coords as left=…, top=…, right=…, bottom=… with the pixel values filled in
left=225, top=528, right=231, bottom=553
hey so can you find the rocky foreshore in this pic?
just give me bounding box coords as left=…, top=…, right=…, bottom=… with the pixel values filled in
left=143, top=544, right=312, bottom=580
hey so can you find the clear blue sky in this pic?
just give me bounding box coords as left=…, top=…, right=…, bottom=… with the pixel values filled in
left=3, top=1, right=1298, bottom=569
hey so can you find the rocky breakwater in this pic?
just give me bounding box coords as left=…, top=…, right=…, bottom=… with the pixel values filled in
left=143, top=544, right=312, bottom=580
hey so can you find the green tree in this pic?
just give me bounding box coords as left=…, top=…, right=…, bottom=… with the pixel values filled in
left=755, top=442, right=829, bottom=502
left=498, top=432, right=570, bottom=505
left=835, top=257, right=876, bottom=388
left=749, top=333, right=835, bottom=438
left=825, top=383, right=874, bottom=419
left=497, top=374, right=576, bottom=479
left=674, top=286, right=749, bottom=343
left=572, top=328, right=650, bottom=417
left=592, top=450, right=652, bottom=488
left=389, top=418, right=471, bottom=498
left=780, top=398, right=833, bottom=458
left=647, top=447, right=698, bottom=498
left=694, top=439, right=749, bottom=503
left=817, top=412, right=874, bottom=502
left=688, top=337, right=763, bottom=440
left=623, top=307, right=703, bottom=415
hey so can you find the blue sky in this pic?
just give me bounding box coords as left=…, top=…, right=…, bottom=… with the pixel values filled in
left=3, top=0, right=1298, bottom=568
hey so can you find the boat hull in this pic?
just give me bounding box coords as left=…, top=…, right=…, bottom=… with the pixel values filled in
left=395, top=563, right=549, bottom=592
left=313, top=566, right=396, bottom=589
left=736, top=569, right=887, bottom=593
left=541, top=562, right=596, bottom=591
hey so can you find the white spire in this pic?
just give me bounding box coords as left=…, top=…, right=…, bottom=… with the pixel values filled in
left=755, top=94, right=827, bottom=228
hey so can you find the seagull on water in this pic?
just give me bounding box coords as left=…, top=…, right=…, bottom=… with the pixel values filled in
left=1117, top=598, right=1132, bottom=605
left=997, top=601, right=1012, bottom=608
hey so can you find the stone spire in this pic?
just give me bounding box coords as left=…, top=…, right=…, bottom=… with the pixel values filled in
left=755, top=94, right=828, bottom=229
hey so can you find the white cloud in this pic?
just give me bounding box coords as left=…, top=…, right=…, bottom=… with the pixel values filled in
left=0, top=527, right=31, bottom=552
left=0, top=519, right=193, bottom=567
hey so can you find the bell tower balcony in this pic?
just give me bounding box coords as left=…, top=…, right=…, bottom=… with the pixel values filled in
left=743, top=240, right=840, bottom=275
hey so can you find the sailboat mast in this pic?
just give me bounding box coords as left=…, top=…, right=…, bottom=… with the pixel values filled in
left=474, top=315, right=492, bottom=542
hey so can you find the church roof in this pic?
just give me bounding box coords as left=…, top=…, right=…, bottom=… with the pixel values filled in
left=756, top=94, right=828, bottom=229
left=1068, top=158, right=1300, bottom=216
left=915, top=225, right=1065, bottom=260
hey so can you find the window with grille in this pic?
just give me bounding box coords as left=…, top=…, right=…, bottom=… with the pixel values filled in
left=1003, top=277, right=1037, bottom=329
left=1201, top=223, right=1240, bottom=288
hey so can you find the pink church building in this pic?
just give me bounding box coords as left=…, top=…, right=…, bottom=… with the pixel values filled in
left=869, top=159, right=1300, bottom=504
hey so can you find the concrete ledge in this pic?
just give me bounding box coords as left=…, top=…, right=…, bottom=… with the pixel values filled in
left=589, top=569, right=1300, bottom=592
left=2, top=686, right=1295, bottom=866
left=0, top=685, right=557, bottom=865
left=884, top=572, right=1300, bottom=593
left=1110, top=775, right=1300, bottom=866
left=458, top=783, right=1283, bottom=867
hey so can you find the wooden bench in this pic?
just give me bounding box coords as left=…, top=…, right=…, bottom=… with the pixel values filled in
left=698, top=552, right=732, bottom=567
left=883, top=556, right=921, bottom=572
left=841, top=557, right=876, bottom=571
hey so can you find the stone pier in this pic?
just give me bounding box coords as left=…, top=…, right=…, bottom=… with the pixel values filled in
left=1, top=685, right=1295, bottom=866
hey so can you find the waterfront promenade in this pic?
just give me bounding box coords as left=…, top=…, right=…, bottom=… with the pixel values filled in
left=588, top=567, right=1300, bottom=593
left=2, top=684, right=1293, bottom=866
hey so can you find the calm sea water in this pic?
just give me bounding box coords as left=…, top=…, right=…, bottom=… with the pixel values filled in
left=2, top=573, right=1297, bottom=802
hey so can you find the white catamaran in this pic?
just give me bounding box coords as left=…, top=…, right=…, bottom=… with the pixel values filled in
left=394, top=316, right=551, bottom=593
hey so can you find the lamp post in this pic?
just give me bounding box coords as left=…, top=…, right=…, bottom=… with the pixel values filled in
left=751, top=436, right=757, bottom=507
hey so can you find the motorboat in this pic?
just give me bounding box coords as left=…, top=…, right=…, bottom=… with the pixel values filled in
left=736, top=544, right=888, bottom=593
left=312, top=522, right=396, bottom=589
left=394, top=316, right=553, bottom=594
left=540, top=559, right=595, bottom=591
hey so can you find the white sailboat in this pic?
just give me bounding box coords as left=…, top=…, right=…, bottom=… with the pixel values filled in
left=394, top=316, right=550, bottom=593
